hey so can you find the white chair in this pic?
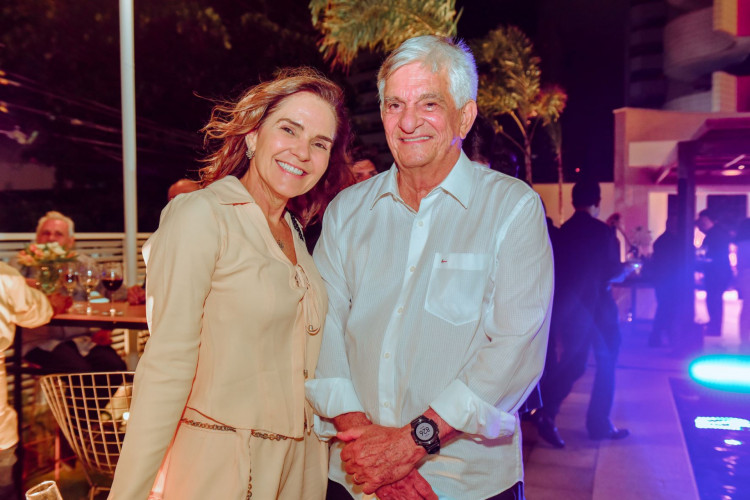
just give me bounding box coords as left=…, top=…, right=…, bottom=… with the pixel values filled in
left=39, top=372, right=134, bottom=500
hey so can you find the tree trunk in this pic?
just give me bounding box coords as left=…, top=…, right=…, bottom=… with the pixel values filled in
left=524, top=140, right=533, bottom=186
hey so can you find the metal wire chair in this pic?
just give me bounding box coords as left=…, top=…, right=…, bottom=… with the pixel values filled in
left=39, top=372, right=134, bottom=500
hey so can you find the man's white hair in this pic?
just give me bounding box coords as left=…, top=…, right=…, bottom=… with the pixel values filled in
left=377, top=35, right=478, bottom=109
left=36, top=211, right=75, bottom=237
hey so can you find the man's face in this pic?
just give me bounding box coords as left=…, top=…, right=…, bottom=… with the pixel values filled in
left=37, top=219, right=74, bottom=249
left=381, top=62, right=475, bottom=175
left=350, top=159, right=378, bottom=183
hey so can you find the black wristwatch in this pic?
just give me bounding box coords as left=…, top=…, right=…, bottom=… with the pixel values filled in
left=410, top=415, right=440, bottom=454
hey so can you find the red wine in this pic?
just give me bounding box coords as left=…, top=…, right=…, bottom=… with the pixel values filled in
left=102, top=278, right=123, bottom=291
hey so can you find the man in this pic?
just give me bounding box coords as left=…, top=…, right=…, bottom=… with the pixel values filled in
left=695, top=209, right=732, bottom=337
left=19, top=211, right=126, bottom=373
left=649, top=217, right=681, bottom=347
left=536, top=180, right=630, bottom=449
left=306, top=35, right=553, bottom=500
left=0, top=262, right=56, bottom=498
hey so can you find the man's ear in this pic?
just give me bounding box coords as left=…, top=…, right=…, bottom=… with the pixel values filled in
left=459, top=100, right=478, bottom=140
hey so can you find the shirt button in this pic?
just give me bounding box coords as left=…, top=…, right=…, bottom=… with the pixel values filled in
left=418, top=221, right=424, bottom=227
left=397, top=307, right=403, bottom=314
left=409, top=266, right=415, bottom=272
left=384, top=352, right=391, bottom=359
left=383, top=401, right=390, bottom=408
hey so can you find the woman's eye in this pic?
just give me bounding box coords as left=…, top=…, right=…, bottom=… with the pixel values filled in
left=314, top=142, right=329, bottom=151
left=282, top=126, right=294, bottom=135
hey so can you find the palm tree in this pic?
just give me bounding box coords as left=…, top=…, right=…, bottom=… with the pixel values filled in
left=472, top=25, right=566, bottom=186
left=309, top=0, right=460, bottom=69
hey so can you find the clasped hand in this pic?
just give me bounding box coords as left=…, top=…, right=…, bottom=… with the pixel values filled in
left=338, top=423, right=435, bottom=498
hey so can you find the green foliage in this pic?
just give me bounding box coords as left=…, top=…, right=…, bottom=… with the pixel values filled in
left=472, top=25, right=567, bottom=185
left=309, top=0, right=460, bottom=69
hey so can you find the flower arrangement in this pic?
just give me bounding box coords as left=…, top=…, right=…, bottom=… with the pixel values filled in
left=16, top=242, right=77, bottom=267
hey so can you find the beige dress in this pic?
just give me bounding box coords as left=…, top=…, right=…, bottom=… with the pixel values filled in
left=108, top=176, right=328, bottom=500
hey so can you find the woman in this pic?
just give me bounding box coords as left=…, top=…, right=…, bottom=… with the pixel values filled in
left=109, top=67, right=351, bottom=500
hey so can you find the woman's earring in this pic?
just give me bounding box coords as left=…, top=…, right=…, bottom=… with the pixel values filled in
left=246, top=149, right=255, bottom=160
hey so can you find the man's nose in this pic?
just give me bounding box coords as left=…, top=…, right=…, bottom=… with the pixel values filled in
left=398, top=106, right=419, bottom=133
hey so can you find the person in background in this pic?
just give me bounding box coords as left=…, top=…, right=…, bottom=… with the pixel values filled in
left=0, top=262, right=62, bottom=499
left=166, top=178, right=201, bottom=201
left=18, top=211, right=127, bottom=373
left=695, top=209, right=732, bottom=337
left=307, top=35, right=552, bottom=500
left=110, top=67, right=352, bottom=500
left=735, top=218, right=750, bottom=351
left=126, top=178, right=203, bottom=306
left=649, top=217, right=681, bottom=347
left=536, top=180, right=630, bottom=448
left=349, top=146, right=379, bottom=183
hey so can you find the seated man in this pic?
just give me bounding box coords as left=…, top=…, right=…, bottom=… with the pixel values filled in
left=0, top=262, right=63, bottom=498
left=17, top=211, right=127, bottom=373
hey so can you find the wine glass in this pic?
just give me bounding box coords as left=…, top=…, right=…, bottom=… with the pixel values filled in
left=25, top=480, right=63, bottom=500
left=59, top=262, right=78, bottom=297
left=78, top=262, right=100, bottom=315
left=101, top=262, right=124, bottom=315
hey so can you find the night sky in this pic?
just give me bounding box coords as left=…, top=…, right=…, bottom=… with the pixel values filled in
left=457, top=0, right=629, bottom=182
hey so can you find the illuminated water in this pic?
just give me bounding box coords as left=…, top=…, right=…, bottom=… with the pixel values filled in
left=671, top=378, right=750, bottom=499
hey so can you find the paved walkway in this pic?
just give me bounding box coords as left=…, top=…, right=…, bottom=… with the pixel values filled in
left=521, top=309, right=746, bottom=500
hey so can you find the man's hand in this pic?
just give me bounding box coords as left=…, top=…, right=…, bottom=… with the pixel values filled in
left=376, top=469, right=437, bottom=500
left=127, top=285, right=146, bottom=305
left=338, top=423, right=425, bottom=494
left=333, top=411, right=372, bottom=433
left=47, top=293, right=72, bottom=315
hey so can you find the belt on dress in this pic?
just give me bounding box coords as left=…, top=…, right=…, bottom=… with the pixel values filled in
left=179, top=408, right=302, bottom=499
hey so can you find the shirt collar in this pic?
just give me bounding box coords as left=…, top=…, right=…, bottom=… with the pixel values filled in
left=371, top=151, right=473, bottom=210
left=207, top=175, right=256, bottom=205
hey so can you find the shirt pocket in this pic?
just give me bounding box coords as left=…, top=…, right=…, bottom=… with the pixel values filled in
left=425, top=253, right=491, bottom=326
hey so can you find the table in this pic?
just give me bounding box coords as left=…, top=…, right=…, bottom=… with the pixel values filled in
left=11, top=301, right=147, bottom=497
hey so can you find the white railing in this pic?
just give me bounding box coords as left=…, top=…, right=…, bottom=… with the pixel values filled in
left=0, top=232, right=152, bottom=285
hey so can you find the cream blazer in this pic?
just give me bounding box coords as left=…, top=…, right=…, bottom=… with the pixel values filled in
left=109, top=176, right=327, bottom=499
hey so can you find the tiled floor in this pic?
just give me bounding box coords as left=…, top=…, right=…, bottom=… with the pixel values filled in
left=523, top=325, right=716, bottom=500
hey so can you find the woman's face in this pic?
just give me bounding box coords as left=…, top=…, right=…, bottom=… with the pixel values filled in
left=245, top=91, right=337, bottom=202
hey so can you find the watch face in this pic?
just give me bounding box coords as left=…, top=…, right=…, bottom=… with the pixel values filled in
left=415, top=422, right=435, bottom=442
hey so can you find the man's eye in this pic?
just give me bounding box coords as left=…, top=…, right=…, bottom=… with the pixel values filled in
left=282, top=126, right=294, bottom=135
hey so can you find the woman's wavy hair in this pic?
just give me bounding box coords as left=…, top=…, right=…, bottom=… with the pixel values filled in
left=199, top=67, right=352, bottom=226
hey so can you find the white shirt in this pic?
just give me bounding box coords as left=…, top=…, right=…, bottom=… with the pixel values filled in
left=0, top=262, right=53, bottom=448
left=305, top=152, right=553, bottom=499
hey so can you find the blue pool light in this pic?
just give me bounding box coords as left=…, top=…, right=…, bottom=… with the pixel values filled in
left=688, top=355, right=750, bottom=393
left=724, top=439, right=744, bottom=446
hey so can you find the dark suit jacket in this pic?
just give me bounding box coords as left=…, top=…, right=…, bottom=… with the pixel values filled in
left=553, top=210, right=622, bottom=333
